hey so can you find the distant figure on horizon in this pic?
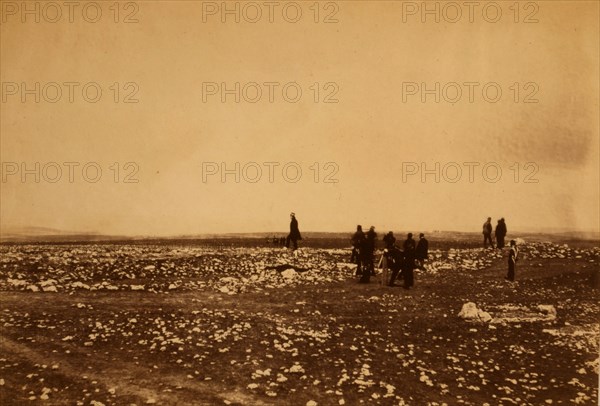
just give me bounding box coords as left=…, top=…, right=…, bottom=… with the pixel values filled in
left=286, top=212, right=302, bottom=250
left=415, top=233, right=429, bottom=270
left=495, top=218, right=507, bottom=249
left=505, top=239, right=519, bottom=282
left=483, top=217, right=494, bottom=249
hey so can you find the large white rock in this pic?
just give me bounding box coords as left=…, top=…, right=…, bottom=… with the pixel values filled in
left=458, top=302, right=492, bottom=323
left=458, top=302, right=479, bottom=319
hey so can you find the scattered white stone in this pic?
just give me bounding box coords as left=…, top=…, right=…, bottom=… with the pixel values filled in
left=8, top=279, right=27, bottom=287
left=279, top=269, right=295, bottom=279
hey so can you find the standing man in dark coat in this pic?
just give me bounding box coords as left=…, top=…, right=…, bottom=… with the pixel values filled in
left=286, top=212, right=302, bottom=250
left=360, top=226, right=377, bottom=282
left=351, top=225, right=365, bottom=275
left=495, top=218, right=507, bottom=249
left=415, top=233, right=429, bottom=270
left=483, top=217, right=494, bottom=249
left=402, top=233, right=416, bottom=289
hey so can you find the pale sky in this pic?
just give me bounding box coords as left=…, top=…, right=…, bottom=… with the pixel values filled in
left=1, top=1, right=598, bottom=235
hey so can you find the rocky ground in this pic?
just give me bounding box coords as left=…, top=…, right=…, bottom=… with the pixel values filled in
left=0, top=239, right=598, bottom=405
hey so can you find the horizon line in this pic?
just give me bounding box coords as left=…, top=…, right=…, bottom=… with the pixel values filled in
left=1, top=229, right=599, bottom=242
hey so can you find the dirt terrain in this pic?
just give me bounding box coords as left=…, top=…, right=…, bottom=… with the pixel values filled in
left=0, top=237, right=598, bottom=405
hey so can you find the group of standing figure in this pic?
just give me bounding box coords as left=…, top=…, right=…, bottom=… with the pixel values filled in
left=351, top=226, right=428, bottom=289
left=482, top=217, right=508, bottom=249
left=280, top=212, right=519, bottom=285
left=482, top=217, right=519, bottom=282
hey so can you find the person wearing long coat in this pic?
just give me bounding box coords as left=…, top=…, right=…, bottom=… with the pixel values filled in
left=506, top=240, right=518, bottom=281
left=359, top=226, right=377, bottom=283
left=415, top=233, right=429, bottom=270
left=483, top=217, right=494, bottom=248
left=402, top=233, right=416, bottom=289
left=286, top=212, right=302, bottom=250
left=351, top=225, right=366, bottom=275
left=495, top=218, right=507, bottom=249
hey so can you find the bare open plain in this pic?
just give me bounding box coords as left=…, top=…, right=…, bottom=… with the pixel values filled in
left=1, top=234, right=598, bottom=405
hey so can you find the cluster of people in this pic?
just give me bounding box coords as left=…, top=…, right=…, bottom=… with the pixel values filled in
left=277, top=212, right=519, bottom=285
left=482, top=217, right=508, bottom=249
left=270, top=236, right=287, bottom=246
left=351, top=226, right=428, bottom=289
left=482, top=216, right=518, bottom=281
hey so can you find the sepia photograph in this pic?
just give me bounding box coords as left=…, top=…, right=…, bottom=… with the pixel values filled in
left=0, top=0, right=599, bottom=404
